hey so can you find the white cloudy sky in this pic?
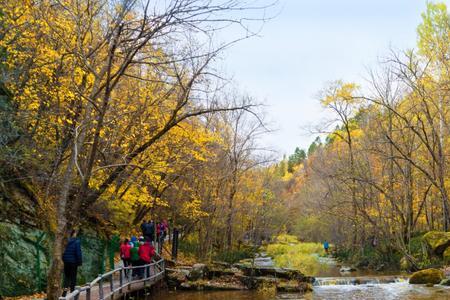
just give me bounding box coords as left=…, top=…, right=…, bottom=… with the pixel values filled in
left=216, top=0, right=446, bottom=157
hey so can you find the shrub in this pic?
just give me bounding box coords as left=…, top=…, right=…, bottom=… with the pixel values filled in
left=265, top=235, right=325, bottom=275
left=214, top=246, right=255, bottom=263
left=274, top=234, right=300, bottom=244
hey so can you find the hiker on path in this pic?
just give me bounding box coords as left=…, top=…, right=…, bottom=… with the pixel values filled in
left=140, top=221, right=148, bottom=238
left=323, top=240, right=330, bottom=254
left=62, top=230, right=82, bottom=296
left=130, top=236, right=140, bottom=278
left=142, top=220, right=155, bottom=243
left=120, top=238, right=132, bottom=274
left=138, top=240, right=156, bottom=277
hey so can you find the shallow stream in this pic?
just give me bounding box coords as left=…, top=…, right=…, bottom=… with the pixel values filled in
left=154, top=285, right=450, bottom=300
left=152, top=255, right=450, bottom=299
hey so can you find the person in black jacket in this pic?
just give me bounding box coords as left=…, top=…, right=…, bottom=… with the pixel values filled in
left=140, top=220, right=148, bottom=237
left=62, top=230, right=82, bottom=296
left=142, top=220, right=155, bottom=243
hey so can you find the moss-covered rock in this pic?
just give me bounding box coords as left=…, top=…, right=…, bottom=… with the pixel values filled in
left=443, top=247, right=450, bottom=264
left=409, top=268, right=444, bottom=284
left=440, top=278, right=450, bottom=286
left=400, top=257, right=410, bottom=271
left=423, top=231, right=450, bottom=255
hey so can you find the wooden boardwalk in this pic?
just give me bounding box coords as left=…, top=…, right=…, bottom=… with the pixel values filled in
left=60, top=258, right=165, bottom=300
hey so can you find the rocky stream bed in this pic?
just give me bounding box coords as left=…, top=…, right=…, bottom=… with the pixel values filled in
left=165, top=254, right=314, bottom=295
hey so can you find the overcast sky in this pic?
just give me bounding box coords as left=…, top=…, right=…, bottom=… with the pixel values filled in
left=217, top=0, right=446, bottom=158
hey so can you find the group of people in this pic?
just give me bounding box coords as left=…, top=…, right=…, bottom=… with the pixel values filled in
left=118, top=219, right=169, bottom=278
left=61, top=219, right=170, bottom=296
left=119, top=236, right=156, bottom=278
left=140, top=219, right=169, bottom=253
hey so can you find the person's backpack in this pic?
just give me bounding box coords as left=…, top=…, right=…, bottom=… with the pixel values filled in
left=130, top=243, right=139, bottom=261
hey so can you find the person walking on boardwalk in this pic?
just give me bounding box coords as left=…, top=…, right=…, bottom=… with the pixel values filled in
left=323, top=240, right=330, bottom=255
left=62, top=230, right=82, bottom=296
left=138, top=239, right=156, bottom=277
left=130, top=236, right=140, bottom=278
left=140, top=220, right=148, bottom=238
left=157, top=221, right=167, bottom=253
left=142, top=220, right=155, bottom=243
left=120, top=238, right=132, bottom=275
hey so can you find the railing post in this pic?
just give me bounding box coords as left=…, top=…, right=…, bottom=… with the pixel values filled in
left=128, top=265, right=132, bottom=290
left=98, top=276, right=104, bottom=300
left=144, top=263, right=148, bottom=283
left=86, top=286, right=91, bottom=300
left=110, top=273, right=114, bottom=298
left=74, top=287, right=80, bottom=300
left=119, top=266, right=124, bottom=294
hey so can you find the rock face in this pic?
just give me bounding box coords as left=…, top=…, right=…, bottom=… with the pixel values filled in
left=423, top=231, right=450, bottom=255
left=409, top=268, right=444, bottom=284
left=0, top=223, right=111, bottom=297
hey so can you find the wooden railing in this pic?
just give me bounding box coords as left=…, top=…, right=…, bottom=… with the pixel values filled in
left=59, top=256, right=165, bottom=300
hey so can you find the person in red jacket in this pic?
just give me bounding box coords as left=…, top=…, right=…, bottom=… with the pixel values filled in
left=138, top=240, right=155, bottom=278
left=120, top=239, right=132, bottom=275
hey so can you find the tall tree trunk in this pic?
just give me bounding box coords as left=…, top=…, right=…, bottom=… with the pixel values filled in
left=437, top=95, right=450, bottom=230
left=226, top=183, right=237, bottom=250
left=404, top=162, right=414, bottom=244
left=47, top=148, right=76, bottom=300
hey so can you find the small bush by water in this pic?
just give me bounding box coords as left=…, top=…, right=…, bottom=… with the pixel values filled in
left=214, top=247, right=255, bottom=263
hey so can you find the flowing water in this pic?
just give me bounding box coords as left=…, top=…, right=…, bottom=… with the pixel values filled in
left=153, top=285, right=450, bottom=300
left=152, top=254, right=450, bottom=299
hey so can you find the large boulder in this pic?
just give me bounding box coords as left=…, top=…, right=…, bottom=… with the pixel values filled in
left=409, top=268, right=444, bottom=284
left=166, top=268, right=189, bottom=288
left=423, top=231, right=450, bottom=255
left=188, top=263, right=208, bottom=281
